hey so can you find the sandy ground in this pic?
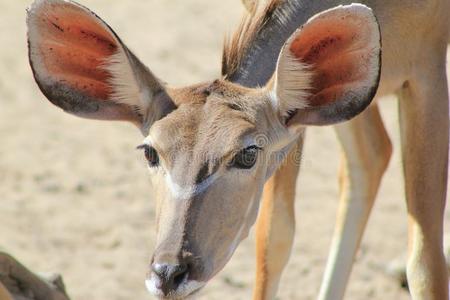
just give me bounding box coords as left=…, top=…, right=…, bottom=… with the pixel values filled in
left=0, top=0, right=449, bottom=299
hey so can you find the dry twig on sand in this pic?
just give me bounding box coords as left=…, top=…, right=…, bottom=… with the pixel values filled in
left=0, top=252, right=69, bottom=300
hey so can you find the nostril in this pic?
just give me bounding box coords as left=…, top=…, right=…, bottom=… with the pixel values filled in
left=151, top=262, right=189, bottom=295
left=172, top=264, right=188, bottom=286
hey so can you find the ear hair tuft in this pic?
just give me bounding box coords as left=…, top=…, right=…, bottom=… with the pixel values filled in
left=103, top=51, right=147, bottom=115
left=274, top=47, right=314, bottom=118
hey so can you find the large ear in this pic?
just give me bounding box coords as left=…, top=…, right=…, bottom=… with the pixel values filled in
left=27, top=0, right=175, bottom=133
left=272, top=4, right=381, bottom=127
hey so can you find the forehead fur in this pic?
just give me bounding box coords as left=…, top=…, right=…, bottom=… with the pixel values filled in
left=148, top=80, right=274, bottom=181
left=151, top=80, right=266, bottom=152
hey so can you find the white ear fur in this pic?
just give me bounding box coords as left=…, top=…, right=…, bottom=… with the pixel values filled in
left=103, top=51, right=152, bottom=117
left=272, top=40, right=314, bottom=118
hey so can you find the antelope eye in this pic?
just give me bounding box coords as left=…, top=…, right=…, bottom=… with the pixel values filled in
left=137, top=144, right=159, bottom=167
left=230, top=146, right=261, bottom=169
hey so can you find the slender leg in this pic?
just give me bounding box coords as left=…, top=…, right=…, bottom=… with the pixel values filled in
left=397, top=56, right=449, bottom=299
left=252, top=136, right=304, bottom=300
left=318, top=104, right=392, bottom=300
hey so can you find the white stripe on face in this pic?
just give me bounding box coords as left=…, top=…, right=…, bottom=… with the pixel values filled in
left=164, top=172, right=218, bottom=200
left=143, top=135, right=219, bottom=200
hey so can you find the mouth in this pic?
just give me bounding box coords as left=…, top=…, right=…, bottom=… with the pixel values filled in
left=145, top=274, right=205, bottom=299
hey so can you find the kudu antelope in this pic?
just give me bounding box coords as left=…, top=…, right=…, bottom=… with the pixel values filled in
left=23, top=0, right=449, bottom=299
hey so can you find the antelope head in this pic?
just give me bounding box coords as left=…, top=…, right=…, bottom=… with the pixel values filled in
left=27, top=0, right=381, bottom=298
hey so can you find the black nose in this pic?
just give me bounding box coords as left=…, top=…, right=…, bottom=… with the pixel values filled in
left=151, top=262, right=189, bottom=295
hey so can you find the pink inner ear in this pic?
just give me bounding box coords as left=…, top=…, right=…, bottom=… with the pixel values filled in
left=33, top=3, right=118, bottom=100
left=289, top=18, right=374, bottom=106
